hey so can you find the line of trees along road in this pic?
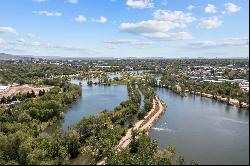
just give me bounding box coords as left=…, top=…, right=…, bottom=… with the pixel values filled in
left=75, top=81, right=196, bottom=165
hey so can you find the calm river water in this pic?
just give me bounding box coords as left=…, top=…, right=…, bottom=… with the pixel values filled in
left=62, top=80, right=128, bottom=130
left=150, top=87, right=249, bottom=165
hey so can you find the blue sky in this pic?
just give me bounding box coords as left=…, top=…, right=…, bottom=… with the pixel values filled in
left=0, top=0, right=248, bottom=58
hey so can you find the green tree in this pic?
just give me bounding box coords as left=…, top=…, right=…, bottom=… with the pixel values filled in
left=176, top=155, right=185, bottom=165
left=65, top=130, right=80, bottom=158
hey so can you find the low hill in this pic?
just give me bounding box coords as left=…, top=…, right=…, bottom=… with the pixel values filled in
left=0, top=53, right=32, bottom=60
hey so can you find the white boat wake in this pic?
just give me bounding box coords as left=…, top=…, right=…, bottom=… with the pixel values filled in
left=221, top=117, right=249, bottom=125
left=152, top=127, right=175, bottom=133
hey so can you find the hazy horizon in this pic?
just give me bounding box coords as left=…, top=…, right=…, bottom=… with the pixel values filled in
left=0, top=0, right=249, bottom=58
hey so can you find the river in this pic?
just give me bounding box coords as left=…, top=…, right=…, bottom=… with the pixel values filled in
left=62, top=80, right=128, bottom=130
left=150, top=87, right=249, bottom=165
left=64, top=80, right=249, bottom=164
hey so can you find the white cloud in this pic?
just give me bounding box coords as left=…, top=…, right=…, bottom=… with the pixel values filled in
left=67, top=0, right=78, bottom=4
left=120, top=9, right=195, bottom=40
left=120, top=20, right=184, bottom=34
left=27, top=33, right=36, bottom=38
left=153, top=10, right=196, bottom=24
left=198, top=16, right=222, bottom=29
left=205, top=4, right=217, bottom=13
left=44, top=43, right=98, bottom=54
left=0, top=38, right=6, bottom=46
left=94, top=16, right=107, bottom=24
left=1, top=39, right=98, bottom=55
left=18, top=38, right=26, bottom=43
left=120, top=20, right=192, bottom=40
left=104, top=39, right=153, bottom=45
left=0, top=26, right=18, bottom=35
left=33, top=11, right=62, bottom=17
left=225, top=3, right=241, bottom=13
left=126, top=0, right=154, bottom=9
left=31, top=41, right=41, bottom=46
left=106, top=45, right=118, bottom=49
left=105, top=39, right=155, bottom=50
left=46, top=44, right=87, bottom=51
left=187, top=5, right=195, bottom=10
left=33, top=0, right=47, bottom=3
left=186, top=37, right=249, bottom=49
left=74, top=15, right=87, bottom=23
left=141, top=31, right=192, bottom=40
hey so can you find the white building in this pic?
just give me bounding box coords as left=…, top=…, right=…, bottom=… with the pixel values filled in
left=239, top=81, right=249, bottom=92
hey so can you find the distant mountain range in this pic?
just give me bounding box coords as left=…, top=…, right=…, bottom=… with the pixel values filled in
left=0, top=53, right=33, bottom=60
left=0, top=53, right=118, bottom=60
